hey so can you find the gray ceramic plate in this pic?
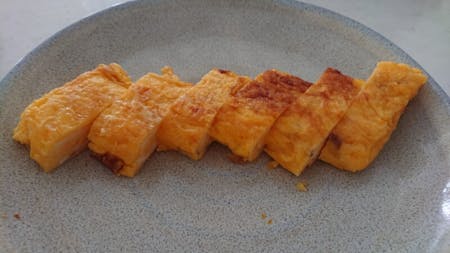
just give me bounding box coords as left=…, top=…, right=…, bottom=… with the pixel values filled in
left=1, top=0, right=449, bottom=252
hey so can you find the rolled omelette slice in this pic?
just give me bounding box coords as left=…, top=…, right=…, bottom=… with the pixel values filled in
left=209, top=70, right=311, bottom=161
left=157, top=69, right=250, bottom=160
left=13, top=63, right=132, bottom=172
left=319, top=61, right=427, bottom=172
left=265, top=68, right=361, bottom=176
left=88, top=67, right=193, bottom=177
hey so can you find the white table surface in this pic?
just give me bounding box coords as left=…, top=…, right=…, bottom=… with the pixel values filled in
left=1, top=0, right=449, bottom=96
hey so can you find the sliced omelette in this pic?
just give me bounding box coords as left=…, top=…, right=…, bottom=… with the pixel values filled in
left=13, top=63, right=132, bottom=172
left=265, top=68, right=361, bottom=176
left=319, top=62, right=427, bottom=172
left=88, top=67, right=193, bottom=177
left=157, top=69, right=249, bottom=160
left=209, top=70, right=311, bottom=161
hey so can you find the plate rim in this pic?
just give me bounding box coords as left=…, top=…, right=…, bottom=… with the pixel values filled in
left=0, top=0, right=449, bottom=251
left=0, top=0, right=449, bottom=108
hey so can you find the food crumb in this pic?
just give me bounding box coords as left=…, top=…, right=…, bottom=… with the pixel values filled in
left=266, top=160, right=279, bottom=169
left=267, top=219, right=273, bottom=225
left=296, top=182, right=308, bottom=192
left=13, top=213, right=21, bottom=220
left=1, top=213, right=7, bottom=219
left=261, top=212, right=267, bottom=219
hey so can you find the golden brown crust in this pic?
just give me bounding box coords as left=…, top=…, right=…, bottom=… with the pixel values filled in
left=319, top=62, right=427, bottom=171
left=265, top=68, right=361, bottom=176
left=209, top=70, right=311, bottom=161
left=328, top=133, right=342, bottom=149
left=257, top=69, right=311, bottom=92
left=316, top=68, right=357, bottom=101
left=91, top=152, right=124, bottom=174
left=217, top=69, right=232, bottom=74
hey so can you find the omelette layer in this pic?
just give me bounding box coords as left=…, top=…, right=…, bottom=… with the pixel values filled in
left=157, top=69, right=248, bottom=160
left=13, top=63, right=132, bottom=172
left=319, top=62, right=427, bottom=171
left=88, top=67, right=193, bottom=177
left=265, top=68, right=361, bottom=176
left=13, top=61, right=427, bottom=177
left=209, top=70, right=311, bottom=161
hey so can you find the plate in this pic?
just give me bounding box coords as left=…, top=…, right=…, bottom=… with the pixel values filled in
left=1, top=0, right=449, bottom=252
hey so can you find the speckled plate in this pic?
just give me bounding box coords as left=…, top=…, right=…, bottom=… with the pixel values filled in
left=1, top=1, right=449, bottom=252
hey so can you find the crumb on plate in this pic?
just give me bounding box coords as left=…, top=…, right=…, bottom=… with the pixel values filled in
left=261, top=212, right=267, bottom=219
left=13, top=213, right=21, bottom=220
left=267, top=219, right=273, bottom=224
left=296, top=182, right=308, bottom=192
